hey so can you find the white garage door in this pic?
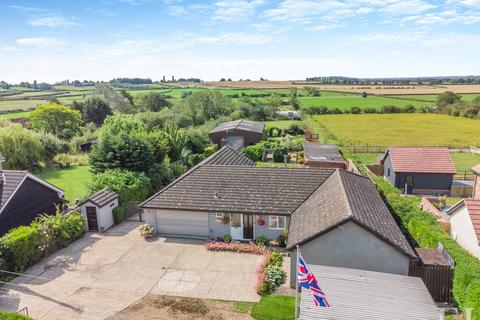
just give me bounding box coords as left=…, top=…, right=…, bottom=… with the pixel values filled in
left=155, top=210, right=209, bottom=237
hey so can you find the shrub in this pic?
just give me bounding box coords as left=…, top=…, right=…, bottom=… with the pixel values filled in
left=256, top=235, right=269, bottom=246
left=350, top=106, right=362, bottom=114
left=265, top=265, right=285, bottom=288
left=88, top=169, right=151, bottom=203
left=112, top=206, right=125, bottom=225
left=277, top=229, right=288, bottom=247
left=223, top=234, right=232, bottom=243
left=0, top=226, right=39, bottom=272
left=270, top=251, right=283, bottom=267
left=286, top=124, right=304, bottom=136
left=35, top=212, right=84, bottom=250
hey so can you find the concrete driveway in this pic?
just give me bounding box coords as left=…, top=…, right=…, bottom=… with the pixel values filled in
left=0, top=222, right=261, bottom=320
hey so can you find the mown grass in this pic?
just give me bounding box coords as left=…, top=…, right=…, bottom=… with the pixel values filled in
left=312, top=114, right=480, bottom=147
left=251, top=295, right=295, bottom=320
left=265, top=120, right=303, bottom=129
left=0, top=311, right=32, bottom=320
left=451, top=152, right=480, bottom=172
left=38, top=165, right=93, bottom=202
left=0, top=100, right=46, bottom=110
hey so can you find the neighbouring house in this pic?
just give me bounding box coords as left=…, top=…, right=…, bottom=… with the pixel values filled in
left=383, top=147, right=456, bottom=195
left=140, top=147, right=416, bottom=280
left=275, top=110, right=301, bottom=120
left=0, top=165, right=64, bottom=235
left=302, top=143, right=347, bottom=169
left=208, top=119, right=264, bottom=151
left=288, top=169, right=416, bottom=286
left=80, top=189, right=119, bottom=232
left=446, top=164, right=480, bottom=258
left=298, top=265, right=442, bottom=320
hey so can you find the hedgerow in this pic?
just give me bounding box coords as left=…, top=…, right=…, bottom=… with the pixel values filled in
left=0, top=211, right=85, bottom=279
left=372, top=175, right=480, bottom=319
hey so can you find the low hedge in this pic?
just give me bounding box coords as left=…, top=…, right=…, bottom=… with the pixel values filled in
left=372, top=176, right=480, bottom=319
left=0, top=211, right=85, bottom=280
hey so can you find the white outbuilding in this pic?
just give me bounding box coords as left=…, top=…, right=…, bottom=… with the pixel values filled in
left=80, top=189, right=119, bottom=232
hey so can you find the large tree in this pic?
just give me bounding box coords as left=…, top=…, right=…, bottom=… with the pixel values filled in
left=0, top=122, right=43, bottom=170
left=183, top=91, right=232, bottom=125
left=94, top=83, right=134, bottom=113
left=74, top=97, right=112, bottom=126
left=138, top=92, right=171, bottom=112
left=29, top=103, right=82, bottom=140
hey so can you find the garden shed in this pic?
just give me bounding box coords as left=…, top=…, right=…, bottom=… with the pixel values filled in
left=303, top=143, right=346, bottom=169
left=209, top=119, right=264, bottom=150
left=80, top=189, right=119, bottom=232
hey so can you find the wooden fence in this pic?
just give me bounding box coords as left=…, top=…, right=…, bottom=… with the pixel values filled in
left=409, top=264, right=452, bottom=303
left=453, top=171, right=475, bottom=181
left=345, top=145, right=472, bottom=153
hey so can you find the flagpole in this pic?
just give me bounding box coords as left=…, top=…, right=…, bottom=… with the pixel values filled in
left=295, top=245, right=300, bottom=320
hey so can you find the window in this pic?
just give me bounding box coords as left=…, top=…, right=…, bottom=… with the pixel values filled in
left=387, top=168, right=391, bottom=177
left=269, top=215, right=286, bottom=229
left=230, top=214, right=241, bottom=228
left=215, top=213, right=224, bottom=223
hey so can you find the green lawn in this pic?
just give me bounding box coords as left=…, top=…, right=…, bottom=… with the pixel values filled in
left=0, top=111, right=31, bottom=119
left=388, top=93, right=480, bottom=102
left=312, top=114, right=480, bottom=147
left=265, top=120, right=303, bottom=129
left=251, top=295, right=295, bottom=320
left=451, top=152, right=480, bottom=172
left=354, top=153, right=382, bottom=165
left=0, top=100, right=47, bottom=111
left=0, top=311, right=32, bottom=320
left=38, top=165, right=93, bottom=202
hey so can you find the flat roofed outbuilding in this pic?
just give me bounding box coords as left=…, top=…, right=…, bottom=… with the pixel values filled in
left=298, top=265, right=442, bottom=320
left=209, top=119, right=264, bottom=150
left=303, top=143, right=346, bottom=169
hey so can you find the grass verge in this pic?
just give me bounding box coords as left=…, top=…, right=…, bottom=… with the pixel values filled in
left=251, top=295, right=295, bottom=320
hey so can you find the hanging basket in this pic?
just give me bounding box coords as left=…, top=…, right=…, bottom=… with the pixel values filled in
left=257, top=218, right=265, bottom=226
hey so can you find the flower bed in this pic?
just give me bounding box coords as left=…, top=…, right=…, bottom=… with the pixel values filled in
left=205, top=241, right=269, bottom=255
left=205, top=241, right=284, bottom=296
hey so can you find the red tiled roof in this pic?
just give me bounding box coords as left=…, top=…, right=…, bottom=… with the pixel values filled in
left=387, top=147, right=456, bottom=174
left=471, top=164, right=480, bottom=175
left=465, top=199, right=480, bottom=243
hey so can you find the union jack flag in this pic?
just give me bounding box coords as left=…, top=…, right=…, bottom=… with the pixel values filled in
left=298, top=255, right=330, bottom=308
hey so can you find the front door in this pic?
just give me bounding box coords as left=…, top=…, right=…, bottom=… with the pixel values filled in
left=86, top=206, right=99, bottom=231
left=230, top=214, right=243, bottom=240
left=243, top=215, right=254, bottom=240
left=405, top=175, right=414, bottom=194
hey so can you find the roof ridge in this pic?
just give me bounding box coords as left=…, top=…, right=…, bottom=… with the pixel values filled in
left=338, top=170, right=354, bottom=217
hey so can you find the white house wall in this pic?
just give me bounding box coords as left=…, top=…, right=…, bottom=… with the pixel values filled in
left=450, top=206, right=480, bottom=259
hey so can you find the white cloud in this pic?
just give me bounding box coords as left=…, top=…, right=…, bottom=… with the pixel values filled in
left=194, top=32, right=271, bottom=45
left=264, top=0, right=347, bottom=21
left=15, top=37, right=64, bottom=47
left=29, top=15, right=79, bottom=28
left=308, top=24, right=342, bottom=31
left=213, top=0, right=266, bottom=22
left=9, top=5, right=48, bottom=12
left=379, top=0, right=435, bottom=15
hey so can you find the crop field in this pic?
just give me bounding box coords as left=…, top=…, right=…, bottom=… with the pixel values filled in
left=311, top=114, right=480, bottom=147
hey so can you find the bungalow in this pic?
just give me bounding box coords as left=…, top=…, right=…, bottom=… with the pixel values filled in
left=383, top=147, right=456, bottom=195
left=298, top=265, right=441, bottom=320
left=0, top=168, right=64, bottom=235
left=208, top=119, right=264, bottom=151
left=140, top=146, right=416, bottom=280
left=447, top=164, right=480, bottom=258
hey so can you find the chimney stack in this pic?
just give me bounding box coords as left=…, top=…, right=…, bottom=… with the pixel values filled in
left=471, top=164, right=480, bottom=199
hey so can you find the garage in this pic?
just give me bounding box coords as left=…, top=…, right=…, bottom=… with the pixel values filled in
left=154, top=209, right=209, bottom=237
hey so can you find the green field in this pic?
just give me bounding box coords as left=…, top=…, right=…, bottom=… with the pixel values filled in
left=311, top=114, right=480, bottom=147
left=299, top=94, right=431, bottom=110
left=387, top=93, right=480, bottom=102
left=0, top=111, right=31, bottom=119
left=38, top=165, right=93, bottom=202
left=0, top=99, right=47, bottom=110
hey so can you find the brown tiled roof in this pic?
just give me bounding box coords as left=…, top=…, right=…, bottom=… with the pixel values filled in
left=140, top=166, right=335, bottom=215
left=471, top=164, right=480, bottom=175
left=386, top=147, right=456, bottom=174
left=87, top=189, right=118, bottom=208
left=287, top=170, right=416, bottom=258
left=202, top=145, right=255, bottom=166
left=465, top=199, right=480, bottom=242
left=0, top=171, right=28, bottom=210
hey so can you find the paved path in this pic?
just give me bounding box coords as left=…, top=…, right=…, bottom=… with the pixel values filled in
left=0, top=222, right=261, bottom=320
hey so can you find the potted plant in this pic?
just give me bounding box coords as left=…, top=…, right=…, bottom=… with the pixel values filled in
left=139, top=224, right=154, bottom=238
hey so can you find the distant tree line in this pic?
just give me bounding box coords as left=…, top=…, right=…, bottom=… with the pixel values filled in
left=304, top=76, right=480, bottom=85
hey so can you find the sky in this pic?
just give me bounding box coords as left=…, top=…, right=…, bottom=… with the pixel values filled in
left=0, top=0, right=479, bottom=83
